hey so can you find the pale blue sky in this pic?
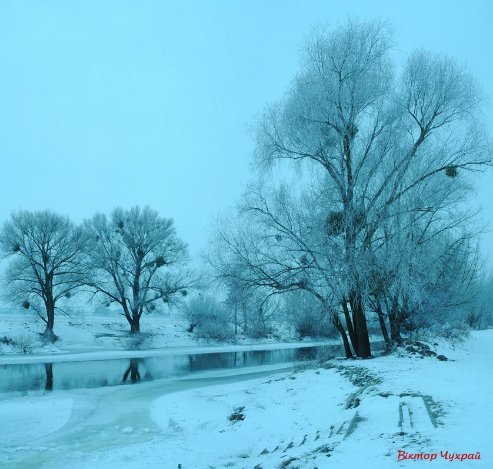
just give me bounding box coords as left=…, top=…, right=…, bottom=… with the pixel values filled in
left=0, top=0, right=492, bottom=263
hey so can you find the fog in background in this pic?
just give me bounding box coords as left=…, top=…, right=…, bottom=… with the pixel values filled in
left=1, top=0, right=492, bottom=265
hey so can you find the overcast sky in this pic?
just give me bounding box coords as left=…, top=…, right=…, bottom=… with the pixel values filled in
left=0, top=0, right=492, bottom=265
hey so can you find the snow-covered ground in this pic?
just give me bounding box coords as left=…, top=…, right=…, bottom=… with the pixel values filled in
left=0, top=330, right=491, bottom=468
left=0, top=308, right=195, bottom=354
left=0, top=308, right=217, bottom=356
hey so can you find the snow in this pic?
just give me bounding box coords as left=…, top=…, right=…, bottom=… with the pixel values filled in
left=149, top=368, right=355, bottom=467
left=0, top=395, right=73, bottom=448
left=0, top=308, right=204, bottom=355
left=0, top=329, right=491, bottom=468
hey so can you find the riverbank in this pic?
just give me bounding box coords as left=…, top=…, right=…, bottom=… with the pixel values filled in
left=1, top=330, right=491, bottom=468
left=0, top=308, right=336, bottom=364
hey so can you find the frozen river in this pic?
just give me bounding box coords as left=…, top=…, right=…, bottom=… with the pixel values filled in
left=0, top=339, right=386, bottom=468
left=0, top=344, right=341, bottom=393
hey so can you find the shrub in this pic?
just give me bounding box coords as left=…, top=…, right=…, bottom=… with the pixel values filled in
left=0, top=336, right=15, bottom=346
left=314, top=345, right=336, bottom=363
left=464, top=311, right=482, bottom=329
left=184, top=295, right=234, bottom=341
left=244, top=311, right=272, bottom=339
left=291, top=309, right=333, bottom=339
left=411, top=321, right=470, bottom=345
left=126, top=332, right=153, bottom=350
left=13, top=334, right=36, bottom=353
left=283, top=291, right=334, bottom=339
left=228, top=406, right=245, bottom=423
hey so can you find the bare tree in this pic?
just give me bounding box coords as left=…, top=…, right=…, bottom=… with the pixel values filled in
left=83, top=206, right=193, bottom=333
left=209, top=184, right=357, bottom=358
left=363, top=160, right=485, bottom=347
left=472, top=272, right=493, bottom=329
left=0, top=211, right=88, bottom=341
left=368, top=213, right=482, bottom=346
left=220, top=272, right=277, bottom=338
left=250, top=19, right=491, bottom=357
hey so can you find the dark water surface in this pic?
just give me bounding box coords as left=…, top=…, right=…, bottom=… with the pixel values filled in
left=0, top=345, right=343, bottom=393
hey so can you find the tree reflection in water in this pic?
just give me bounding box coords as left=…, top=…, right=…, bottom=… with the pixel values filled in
left=44, top=363, right=53, bottom=391
left=0, top=344, right=357, bottom=393
left=122, top=358, right=141, bottom=383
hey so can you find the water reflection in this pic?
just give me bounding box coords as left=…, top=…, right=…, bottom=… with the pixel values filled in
left=122, top=358, right=142, bottom=383
left=44, top=363, right=53, bottom=391
left=0, top=343, right=377, bottom=394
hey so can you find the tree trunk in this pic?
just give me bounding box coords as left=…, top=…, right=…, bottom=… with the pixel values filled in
left=123, top=304, right=141, bottom=334
left=242, top=305, right=248, bottom=334
left=129, top=316, right=141, bottom=334
left=349, top=291, right=372, bottom=358
left=333, top=315, right=353, bottom=359
left=341, top=128, right=369, bottom=358
left=390, top=317, right=403, bottom=344
left=375, top=302, right=392, bottom=350
left=389, top=295, right=403, bottom=345
left=341, top=298, right=358, bottom=356
left=43, top=297, right=57, bottom=342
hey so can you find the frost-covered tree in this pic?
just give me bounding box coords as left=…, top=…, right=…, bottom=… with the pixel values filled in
left=365, top=167, right=483, bottom=347
left=472, top=272, right=493, bottom=329
left=0, top=211, right=88, bottom=341
left=223, top=276, right=250, bottom=335
left=254, top=20, right=490, bottom=357
left=210, top=185, right=356, bottom=357
left=283, top=290, right=334, bottom=339
left=183, top=294, right=234, bottom=340
left=83, top=206, right=192, bottom=333
left=214, top=19, right=491, bottom=357
left=221, top=275, right=276, bottom=338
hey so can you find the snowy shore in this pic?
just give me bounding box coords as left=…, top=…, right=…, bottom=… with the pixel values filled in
left=1, top=329, right=491, bottom=468
left=0, top=309, right=338, bottom=365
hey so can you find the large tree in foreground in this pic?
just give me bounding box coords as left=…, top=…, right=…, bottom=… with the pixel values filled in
left=84, top=206, right=192, bottom=333
left=0, top=211, right=88, bottom=341
left=214, top=19, right=491, bottom=357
